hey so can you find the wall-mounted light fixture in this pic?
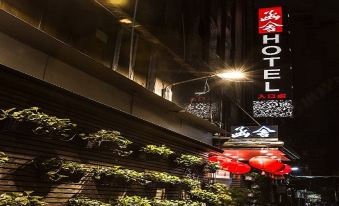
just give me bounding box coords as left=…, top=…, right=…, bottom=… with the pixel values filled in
left=119, top=18, right=132, bottom=24
left=161, top=70, right=248, bottom=101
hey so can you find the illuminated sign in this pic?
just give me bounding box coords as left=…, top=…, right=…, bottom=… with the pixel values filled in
left=253, top=6, right=293, bottom=118
left=231, top=125, right=278, bottom=138
left=258, top=7, right=283, bottom=34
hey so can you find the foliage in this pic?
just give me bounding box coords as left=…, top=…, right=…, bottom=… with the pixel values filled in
left=175, top=154, right=205, bottom=167
left=205, top=162, right=220, bottom=173
left=244, top=172, right=271, bottom=205
left=180, top=178, right=201, bottom=189
left=0, top=108, right=16, bottom=120
left=205, top=183, right=243, bottom=205
left=152, top=199, right=202, bottom=206
left=36, top=158, right=93, bottom=182
left=228, top=187, right=250, bottom=206
left=70, top=197, right=204, bottom=206
left=0, top=152, right=8, bottom=164
left=68, top=197, right=111, bottom=206
left=0, top=107, right=76, bottom=138
left=0, top=191, right=46, bottom=206
left=93, top=166, right=147, bottom=185
left=189, top=187, right=232, bottom=206
left=205, top=183, right=230, bottom=194
left=140, top=145, right=174, bottom=158
left=80, top=130, right=132, bottom=156
left=115, top=196, right=151, bottom=206
left=143, top=171, right=180, bottom=186
left=189, top=188, right=222, bottom=205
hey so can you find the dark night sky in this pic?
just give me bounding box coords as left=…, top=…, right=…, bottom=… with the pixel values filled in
left=283, top=0, right=339, bottom=175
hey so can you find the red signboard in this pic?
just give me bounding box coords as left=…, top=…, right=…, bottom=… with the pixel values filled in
left=258, top=7, right=283, bottom=34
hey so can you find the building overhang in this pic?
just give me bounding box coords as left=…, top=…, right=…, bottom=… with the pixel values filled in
left=220, top=139, right=300, bottom=162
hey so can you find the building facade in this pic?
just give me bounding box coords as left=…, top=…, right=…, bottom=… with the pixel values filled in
left=0, top=0, right=248, bottom=205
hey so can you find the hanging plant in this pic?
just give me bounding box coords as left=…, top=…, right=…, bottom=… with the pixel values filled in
left=0, top=107, right=76, bottom=139
left=34, top=158, right=93, bottom=182
left=93, top=166, right=147, bottom=185
left=0, top=152, right=8, bottom=164
left=180, top=178, right=201, bottom=190
left=115, top=196, right=151, bottom=206
left=0, top=191, right=46, bottom=206
left=189, top=188, right=233, bottom=205
left=205, top=183, right=248, bottom=206
left=205, top=162, right=220, bottom=173
left=152, top=199, right=202, bottom=206
left=175, top=154, right=205, bottom=167
left=140, top=145, right=174, bottom=159
left=68, top=197, right=111, bottom=206
left=205, top=183, right=230, bottom=194
left=79, top=130, right=132, bottom=156
left=143, top=171, right=181, bottom=187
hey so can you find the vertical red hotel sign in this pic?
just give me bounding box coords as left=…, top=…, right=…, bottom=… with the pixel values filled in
left=253, top=6, right=293, bottom=118
left=258, top=7, right=283, bottom=34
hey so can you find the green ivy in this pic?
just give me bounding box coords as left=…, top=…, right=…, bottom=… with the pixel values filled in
left=205, top=183, right=230, bottom=194
left=152, top=199, right=202, bottom=206
left=115, top=196, right=152, bottom=206
left=0, top=152, right=8, bottom=164
left=0, top=191, right=46, bottom=206
left=0, top=107, right=76, bottom=138
left=36, top=158, right=93, bottom=182
left=68, top=196, right=204, bottom=206
left=68, top=197, right=111, bottom=206
left=189, top=188, right=232, bottom=206
left=94, top=166, right=148, bottom=185
left=227, top=187, right=250, bottom=206
left=180, top=178, right=201, bottom=189
left=143, top=171, right=181, bottom=186
left=36, top=159, right=203, bottom=191
left=140, top=145, right=174, bottom=158
left=205, top=162, right=220, bottom=173
left=205, top=183, right=246, bottom=205
left=175, top=154, right=205, bottom=167
left=80, top=130, right=132, bottom=156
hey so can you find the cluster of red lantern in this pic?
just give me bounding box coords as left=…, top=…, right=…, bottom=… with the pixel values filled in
left=208, top=155, right=292, bottom=176
left=249, top=156, right=284, bottom=172
left=208, top=156, right=251, bottom=175
left=249, top=156, right=291, bottom=175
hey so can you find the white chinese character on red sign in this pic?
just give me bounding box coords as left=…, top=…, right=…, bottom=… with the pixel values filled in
left=260, top=10, right=281, bottom=22
left=260, top=21, right=283, bottom=33
left=259, top=7, right=283, bottom=34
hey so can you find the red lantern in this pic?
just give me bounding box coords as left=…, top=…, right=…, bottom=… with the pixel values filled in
left=208, top=156, right=223, bottom=163
left=272, top=164, right=292, bottom=175
left=208, top=156, right=232, bottom=163
left=249, top=156, right=284, bottom=172
left=221, top=161, right=251, bottom=174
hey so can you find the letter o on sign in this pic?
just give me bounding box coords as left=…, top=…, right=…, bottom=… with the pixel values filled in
left=262, top=46, right=282, bottom=56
